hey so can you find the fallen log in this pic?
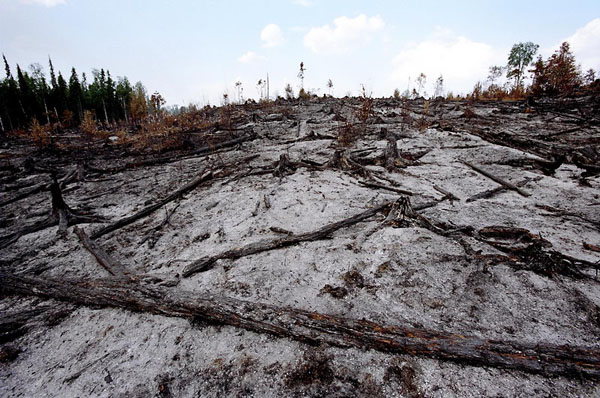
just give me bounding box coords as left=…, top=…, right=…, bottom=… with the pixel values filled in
left=183, top=201, right=393, bottom=277
left=358, top=181, right=414, bottom=196
left=461, top=160, right=531, bottom=197
left=90, top=170, right=214, bottom=239
left=74, top=227, right=131, bottom=278
left=0, top=303, right=75, bottom=345
left=0, top=167, right=80, bottom=209
left=2, top=271, right=600, bottom=380
left=86, top=131, right=256, bottom=174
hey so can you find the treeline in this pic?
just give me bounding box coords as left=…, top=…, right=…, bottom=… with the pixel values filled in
left=472, top=41, right=598, bottom=100
left=0, top=55, right=157, bottom=132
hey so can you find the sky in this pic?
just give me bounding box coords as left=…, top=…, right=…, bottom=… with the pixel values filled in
left=1, top=0, right=599, bottom=106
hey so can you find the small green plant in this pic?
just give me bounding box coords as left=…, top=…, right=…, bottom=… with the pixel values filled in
left=393, top=88, right=401, bottom=100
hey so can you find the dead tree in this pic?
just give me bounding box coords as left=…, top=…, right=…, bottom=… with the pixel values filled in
left=2, top=271, right=600, bottom=380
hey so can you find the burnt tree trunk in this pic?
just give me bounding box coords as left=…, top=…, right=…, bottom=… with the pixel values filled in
left=1, top=271, right=600, bottom=380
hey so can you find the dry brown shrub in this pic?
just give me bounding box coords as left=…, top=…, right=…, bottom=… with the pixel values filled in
left=219, top=105, right=233, bottom=131
left=355, top=97, right=373, bottom=123
left=28, top=118, right=51, bottom=148
left=337, top=121, right=359, bottom=146
left=81, top=111, right=107, bottom=139
left=134, top=120, right=184, bottom=152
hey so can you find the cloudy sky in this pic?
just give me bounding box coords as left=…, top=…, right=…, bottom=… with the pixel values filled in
left=1, top=0, right=599, bottom=106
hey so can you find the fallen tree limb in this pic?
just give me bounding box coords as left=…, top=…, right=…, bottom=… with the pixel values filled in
left=2, top=271, right=600, bottom=380
left=86, top=131, right=256, bottom=174
left=0, top=180, right=103, bottom=249
left=183, top=201, right=394, bottom=277
left=74, top=227, right=131, bottom=278
left=461, top=160, right=531, bottom=197
left=90, top=170, right=214, bottom=239
left=0, top=167, right=80, bottom=209
left=466, top=178, right=536, bottom=203
left=358, top=181, right=414, bottom=196
left=0, top=302, right=75, bottom=345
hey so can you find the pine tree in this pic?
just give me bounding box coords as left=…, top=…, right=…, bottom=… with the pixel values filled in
left=105, top=71, right=116, bottom=122
left=56, top=72, right=69, bottom=118
left=68, top=68, right=83, bottom=123
left=2, top=55, right=18, bottom=129
left=16, top=65, right=34, bottom=121
left=545, top=42, right=581, bottom=96
left=29, top=63, right=51, bottom=124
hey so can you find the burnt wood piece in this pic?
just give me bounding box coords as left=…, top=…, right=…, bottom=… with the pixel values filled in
left=461, top=161, right=531, bottom=197
left=183, top=201, right=394, bottom=277
left=2, top=271, right=600, bottom=380
left=0, top=180, right=102, bottom=249
left=0, top=167, right=80, bottom=208
left=466, top=178, right=535, bottom=203
left=358, top=181, right=414, bottom=196
left=74, top=226, right=131, bottom=278
left=86, top=131, right=257, bottom=174
left=0, top=303, right=75, bottom=344
left=90, top=171, right=214, bottom=240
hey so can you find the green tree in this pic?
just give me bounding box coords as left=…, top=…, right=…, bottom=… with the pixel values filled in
left=115, top=76, right=132, bottom=123
left=2, top=55, right=19, bottom=129
left=29, top=63, right=51, bottom=124
left=16, top=65, right=35, bottom=121
left=68, top=68, right=83, bottom=123
left=56, top=72, right=69, bottom=119
left=506, top=42, right=539, bottom=90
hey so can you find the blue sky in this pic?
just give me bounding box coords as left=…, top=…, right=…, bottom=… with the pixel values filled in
left=1, top=0, right=599, bottom=106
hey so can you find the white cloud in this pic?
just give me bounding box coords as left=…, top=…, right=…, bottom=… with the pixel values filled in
left=303, top=14, right=385, bottom=54
left=19, top=0, right=66, bottom=6
left=237, top=51, right=266, bottom=64
left=390, top=29, right=505, bottom=95
left=293, top=0, right=313, bottom=6
left=563, top=18, right=600, bottom=71
left=260, top=24, right=285, bottom=48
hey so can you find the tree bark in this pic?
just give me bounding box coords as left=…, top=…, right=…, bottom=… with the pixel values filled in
left=1, top=271, right=599, bottom=380
left=462, top=160, right=531, bottom=197
left=183, top=201, right=393, bottom=277
left=90, top=171, right=213, bottom=239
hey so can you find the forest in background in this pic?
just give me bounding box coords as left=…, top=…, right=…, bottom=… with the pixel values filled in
left=0, top=40, right=598, bottom=139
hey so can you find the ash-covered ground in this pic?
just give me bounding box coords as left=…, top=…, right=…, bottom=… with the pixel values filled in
left=1, top=96, right=600, bottom=397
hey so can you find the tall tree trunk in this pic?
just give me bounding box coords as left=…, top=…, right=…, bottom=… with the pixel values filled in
left=2, top=271, right=600, bottom=380
left=122, top=97, right=129, bottom=124
left=102, top=99, right=109, bottom=124
left=43, top=99, right=50, bottom=125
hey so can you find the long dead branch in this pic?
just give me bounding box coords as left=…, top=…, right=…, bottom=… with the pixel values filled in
left=74, top=226, right=131, bottom=278
left=183, top=201, right=393, bottom=277
left=90, top=170, right=214, bottom=239
left=461, top=160, right=531, bottom=197
left=0, top=181, right=103, bottom=249
left=1, top=271, right=600, bottom=380
left=86, top=131, right=256, bottom=174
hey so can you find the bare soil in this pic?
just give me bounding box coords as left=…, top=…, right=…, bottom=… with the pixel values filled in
left=1, top=96, right=600, bottom=397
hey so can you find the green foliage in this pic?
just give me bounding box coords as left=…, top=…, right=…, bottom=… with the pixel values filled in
left=0, top=56, right=144, bottom=131
left=506, top=42, right=539, bottom=89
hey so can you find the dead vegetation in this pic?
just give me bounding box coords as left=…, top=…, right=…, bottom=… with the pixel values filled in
left=1, top=94, right=600, bottom=396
